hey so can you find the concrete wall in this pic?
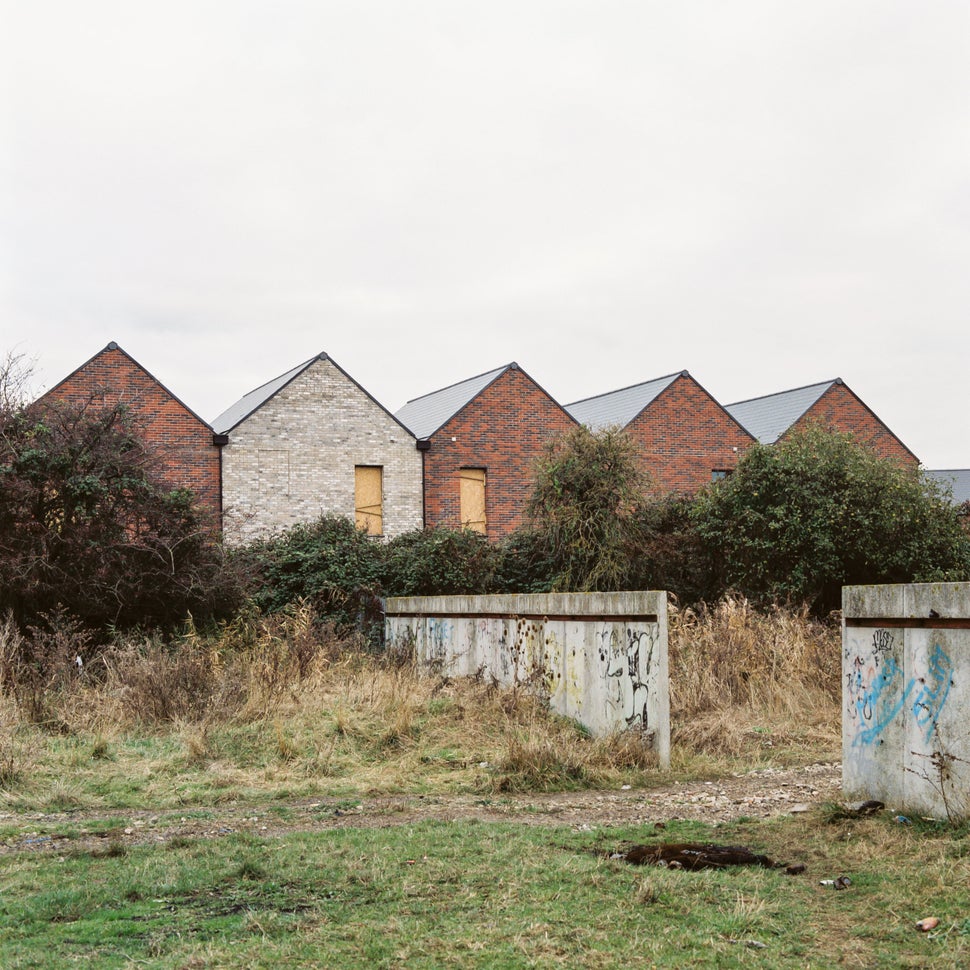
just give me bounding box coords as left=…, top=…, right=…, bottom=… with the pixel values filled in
left=222, top=358, right=423, bottom=542
left=385, top=591, right=670, bottom=766
left=843, top=583, right=970, bottom=820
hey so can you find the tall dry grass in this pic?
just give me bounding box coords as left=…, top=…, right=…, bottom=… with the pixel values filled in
left=0, top=597, right=843, bottom=802
left=669, top=596, right=841, bottom=755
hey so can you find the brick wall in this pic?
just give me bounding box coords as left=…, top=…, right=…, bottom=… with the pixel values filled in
left=221, top=357, right=423, bottom=542
left=422, top=367, right=576, bottom=539
left=626, top=373, right=756, bottom=493
left=791, top=383, right=918, bottom=466
left=42, top=344, right=222, bottom=521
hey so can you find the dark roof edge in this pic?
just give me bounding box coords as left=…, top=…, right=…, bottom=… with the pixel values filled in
left=725, top=378, right=840, bottom=409
left=326, top=356, right=418, bottom=440
left=783, top=380, right=920, bottom=465
left=401, top=362, right=518, bottom=407
left=41, top=341, right=215, bottom=431
left=420, top=361, right=578, bottom=439
left=216, top=353, right=327, bottom=434
left=564, top=370, right=687, bottom=408
left=671, top=373, right=758, bottom=443
left=407, top=363, right=514, bottom=439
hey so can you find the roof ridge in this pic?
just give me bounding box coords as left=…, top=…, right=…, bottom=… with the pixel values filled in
left=402, top=363, right=513, bottom=406
left=726, top=378, right=840, bottom=409
left=565, top=370, right=686, bottom=408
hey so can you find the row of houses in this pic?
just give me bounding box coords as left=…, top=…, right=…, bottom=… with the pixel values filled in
left=42, top=341, right=961, bottom=545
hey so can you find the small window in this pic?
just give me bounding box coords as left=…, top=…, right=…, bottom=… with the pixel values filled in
left=355, top=465, right=383, bottom=536
left=711, top=469, right=731, bottom=482
left=459, top=468, right=487, bottom=534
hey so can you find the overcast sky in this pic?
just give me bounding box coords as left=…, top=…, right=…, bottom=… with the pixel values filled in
left=3, top=2, right=968, bottom=466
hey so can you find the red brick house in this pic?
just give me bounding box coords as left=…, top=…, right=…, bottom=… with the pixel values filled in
left=725, top=378, right=918, bottom=466
left=395, top=363, right=577, bottom=539
left=41, top=342, right=223, bottom=522
left=566, top=371, right=756, bottom=492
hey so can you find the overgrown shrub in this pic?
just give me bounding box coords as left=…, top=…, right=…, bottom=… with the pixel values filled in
left=382, top=527, right=497, bottom=597
left=692, top=425, right=970, bottom=611
left=525, top=424, right=650, bottom=591
left=0, top=396, right=240, bottom=629
left=238, top=514, right=384, bottom=640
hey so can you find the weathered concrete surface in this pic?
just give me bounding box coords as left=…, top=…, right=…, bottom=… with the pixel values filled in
left=385, top=592, right=670, bottom=767
left=843, top=583, right=970, bottom=820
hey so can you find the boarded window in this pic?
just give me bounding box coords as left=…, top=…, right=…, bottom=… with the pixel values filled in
left=355, top=465, right=383, bottom=536
left=459, top=468, right=487, bottom=534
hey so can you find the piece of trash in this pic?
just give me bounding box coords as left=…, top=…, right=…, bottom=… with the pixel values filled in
left=895, top=815, right=912, bottom=825
left=916, top=917, right=939, bottom=932
left=845, top=800, right=885, bottom=816
left=728, top=938, right=768, bottom=949
left=784, top=863, right=806, bottom=876
left=621, top=784, right=631, bottom=790
left=834, top=875, right=852, bottom=890
left=819, top=879, right=835, bottom=886
left=789, top=803, right=810, bottom=813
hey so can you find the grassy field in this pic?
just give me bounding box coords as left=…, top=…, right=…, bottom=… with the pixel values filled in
left=3, top=599, right=966, bottom=967
left=3, top=811, right=969, bottom=968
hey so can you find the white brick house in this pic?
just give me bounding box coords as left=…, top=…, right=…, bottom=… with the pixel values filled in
left=213, top=354, right=424, bottom=542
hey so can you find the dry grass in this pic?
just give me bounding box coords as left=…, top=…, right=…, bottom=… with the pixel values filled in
left=668, top=596, right=841, bottom=758
left=0, top=597, right=843, bottom=804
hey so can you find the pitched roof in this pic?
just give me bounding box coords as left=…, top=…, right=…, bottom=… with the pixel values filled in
left=565, top=372, right=684, bottom=431
left=725, top=379, right=840, bottom=444
left=212, top=355, right=321, bottom=434
left=211, top=353, right=416, bottom=438
left=924, top=469, right=970, bottom=505
left=43, top=341, right=213, bottom=431
left=394, top=363, right=514, bottom=439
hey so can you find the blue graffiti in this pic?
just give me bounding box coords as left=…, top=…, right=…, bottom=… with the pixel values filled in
left=850, top=640, right=953, bottom=747
left=852, top=655, right=915, bottom=747
left=911, top=644, right=953, bottom=742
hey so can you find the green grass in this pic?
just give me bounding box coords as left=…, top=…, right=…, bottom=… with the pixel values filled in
left=2, top=813, right=969, bottom=968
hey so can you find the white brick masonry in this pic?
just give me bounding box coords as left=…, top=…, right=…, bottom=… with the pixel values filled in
left=222, top=358, right=423, bottom=542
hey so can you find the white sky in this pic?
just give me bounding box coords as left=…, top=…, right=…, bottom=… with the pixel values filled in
left=3, top=1, right=968, bottom=466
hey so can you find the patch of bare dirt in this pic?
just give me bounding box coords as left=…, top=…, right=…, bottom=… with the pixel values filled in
left=0, top=762, right=841, bottom=855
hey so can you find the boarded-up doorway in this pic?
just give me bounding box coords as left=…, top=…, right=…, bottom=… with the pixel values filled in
left=459, top=467, right=486, bottom=534
left=355, top=465, right=383, bottom=535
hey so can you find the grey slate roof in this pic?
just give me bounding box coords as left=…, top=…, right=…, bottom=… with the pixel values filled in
left=211, top=354, right=324, bottom=434
left=925, top=470, right=970, bottom=505
left=725, top=379, right=839, bottom=444
left=565, top=372, right=683, bottom=431
left=395, top=363, right=512, bottom=439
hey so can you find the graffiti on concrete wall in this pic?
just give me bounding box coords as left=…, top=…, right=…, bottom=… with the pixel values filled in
left=599, top=626, right=655, bottom=730
left=847, top=629, right=953, bottom=747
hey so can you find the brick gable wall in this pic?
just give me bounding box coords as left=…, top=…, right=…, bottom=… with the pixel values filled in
left=625, top=374, right=755, bottom=493
left=43, top=346, right=222, bottom=521
left=221, top=358, right=423, bottom=542
left=423, top=367, right=576, bottom=539
left=790, top=383, right=918, bottom=466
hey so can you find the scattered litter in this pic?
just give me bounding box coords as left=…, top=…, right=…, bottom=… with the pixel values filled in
left=612, top=842, right=777, bottom=870
left=728, top=939, right=768, bottom=949
left=895, top=815, right=912, bottom=826
left=916, top=917, right=939, bottom=932
left=820, top=876, right=851, bottom=889
left=784, top=863, right=806, bottom=876
left=621, top=785, right=632, bottom=791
